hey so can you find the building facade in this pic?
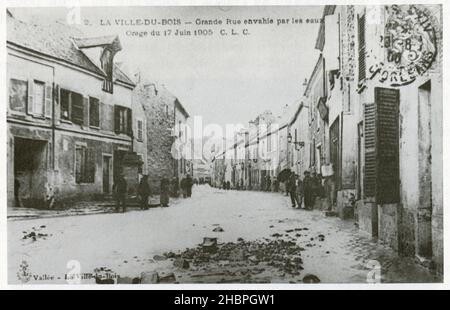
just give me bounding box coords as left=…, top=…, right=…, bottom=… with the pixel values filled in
left=7, top=14, right=140, bottom=208
left=209, top=4, right=443, bottom=275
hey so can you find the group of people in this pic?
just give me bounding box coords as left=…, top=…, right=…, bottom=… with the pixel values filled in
left=112, top=173, right=194, bottom=213
left=286, top=170, right=323, bottom=210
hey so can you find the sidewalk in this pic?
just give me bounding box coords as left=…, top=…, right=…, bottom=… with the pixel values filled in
left=8, top=196, right=170, bottom=221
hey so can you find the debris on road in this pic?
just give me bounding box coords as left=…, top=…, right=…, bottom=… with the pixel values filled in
left=174, top=258, right=190, bottom=269
left=303, top=274, right=321, bottom=283
left=153, top=255, right=167, bottom=261
left=22, top=228, right=50, bottom=242
left=159, top=272, right=177, bottom=283
left=141, top=271, right=159, bottom=284
left=212, top=226, right=224, bottom=232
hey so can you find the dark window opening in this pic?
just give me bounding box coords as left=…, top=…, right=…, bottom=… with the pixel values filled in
left=114, top=105, right=132, bottom=136
left=60, top=89, right=83, bottom=125
left=60, top=89, right=71, bottom=121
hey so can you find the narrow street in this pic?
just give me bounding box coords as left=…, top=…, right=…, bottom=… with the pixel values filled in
left=8, top=185, right=440, bottom=284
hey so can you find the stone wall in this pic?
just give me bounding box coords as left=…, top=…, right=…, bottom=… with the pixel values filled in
left=377, top=204, right=400, bottom=251
left=134, top=84, right=177, bottom=193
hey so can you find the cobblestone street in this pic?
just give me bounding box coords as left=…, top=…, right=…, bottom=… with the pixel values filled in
left=8, top=185, right=440, bottom=284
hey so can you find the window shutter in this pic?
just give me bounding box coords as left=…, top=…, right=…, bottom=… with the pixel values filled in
left=114, top=105, right=120, bottom=133
left=86, top=148, right=96, bottom=183
left=83, top=96, right=89, bottom=127
left=27, top=79, right=34, bottom=115
left=54, top=84, right=60, bottom=105
left=363, top=88, right=400, bottom=203
left=53, top=85, right=60, bottom=121
left=358, top=14, right=366, bottom=82
left=127, top=107, right=133, bottom=136
left=44, top=83, right=52, bottom=118
left=363, top=103, right=376, bottom=198
left=375, top=87, right=400, bottom=204
left=89, top=98, right=100, bottom=127
left=75, top=147, right=83, bottom=184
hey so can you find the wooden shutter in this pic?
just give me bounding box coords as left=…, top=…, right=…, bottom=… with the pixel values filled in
left=89, top=98, right=100, bottom=127
left=86, top=148, right=96, bottom=183
left=114, top=105, right=120, bottom=133
left=363, top=103, right=376, bottom=198
left=375, top=87, right=400, bottom=204
left=71, top=93, right=84, bottom=125
left=27, top=79, right=34, bottom=115
left=363, top=88, right=400, bottom=203
left=127, top=107, right=132, bottom=136
left=44, top=83, right=52, bottom=118
left=358, top=14, right=366, bottom=82
left=83, top=96, right=89, bottom=126
left=54, top=84, right=60, bottom=120
left=75, top=147, right=84, bottom=183
left=54, top=84, right=60, bottom=105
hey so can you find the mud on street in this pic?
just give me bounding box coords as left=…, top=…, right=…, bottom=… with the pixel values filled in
left=8, top=185, right=441, bottom=284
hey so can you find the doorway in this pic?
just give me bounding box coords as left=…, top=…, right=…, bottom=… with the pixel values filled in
left=14, top=137, right=48, bottom=208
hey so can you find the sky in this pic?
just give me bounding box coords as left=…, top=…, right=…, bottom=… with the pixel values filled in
left=10, top=6, right=323, bottom=130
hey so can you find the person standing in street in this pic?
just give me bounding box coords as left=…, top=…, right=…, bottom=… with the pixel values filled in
left=288, top=172, right=299, bottom=208
left=186, top=174, right=193, bottom=197
left=160, top=178, right=170, bottom=207
left=113, top=174, right=127, bottom=213
left=171, top=177, right=180, bottom=198
left=297, top=174, right=304, bottom=209
left=303, top=171, right=313, bottom=210
left=180, top=177, right=187, bottom=198
left=138, top=175, right=152, bottom=210
left=311, top=171, right=321, bottom=207
left=266, top=176, right=272, bottom=192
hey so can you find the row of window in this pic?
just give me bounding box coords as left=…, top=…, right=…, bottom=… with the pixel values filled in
left=9, top=78, right=140, bottom=138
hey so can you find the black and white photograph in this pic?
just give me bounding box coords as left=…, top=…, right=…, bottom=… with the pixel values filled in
left=2, top=0, right=446, bottom=287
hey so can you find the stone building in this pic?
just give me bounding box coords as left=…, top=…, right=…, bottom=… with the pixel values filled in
left=310, top=4, right=443, bottom=273
left=354, top=4, right=443, bottom=273
left=6, top=13, right=140, bottom=208
left=133, top=82, right=191, bottom=192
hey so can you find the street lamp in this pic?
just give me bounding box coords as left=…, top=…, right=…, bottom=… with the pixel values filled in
left=287, top=132, right=305, bottom=150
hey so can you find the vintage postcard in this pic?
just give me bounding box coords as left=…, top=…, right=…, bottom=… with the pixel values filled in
left=2, top=0, right=445, bottom=287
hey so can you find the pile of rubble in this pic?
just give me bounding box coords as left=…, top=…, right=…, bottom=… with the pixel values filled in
left=170, top=237, right=305, bottom=276
left=22, top=225, right=50, bottom=242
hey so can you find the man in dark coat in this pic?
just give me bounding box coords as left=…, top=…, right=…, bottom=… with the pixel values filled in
left=138, top=175, right=152, bottom=210
left=171, top=177, right=180, bottom=198
left=266, top=176, right=272, bottom=192
left=297, top=174, right=305, bottom=209
left=287, top=172, right=299, bottom=208
left=303, top=171, right=313, bottom=210
left=160, top=178, right=170, bottom=207
left=180, top=177, right=187, bottom=198
left=113, top=174, right=127, bottom=213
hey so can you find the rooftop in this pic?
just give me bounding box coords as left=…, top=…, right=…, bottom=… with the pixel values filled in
left=7, top=14, right=135, bottom=87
